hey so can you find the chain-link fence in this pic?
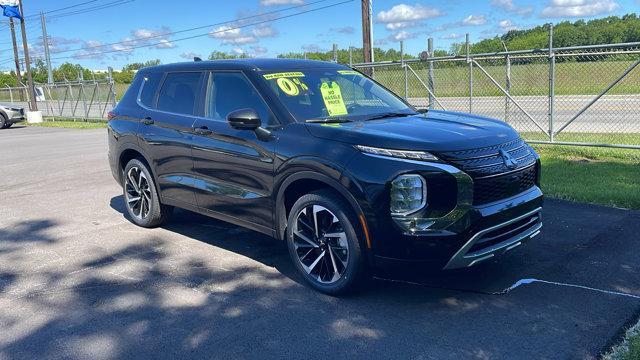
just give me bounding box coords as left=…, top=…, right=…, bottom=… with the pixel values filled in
left=351, top=32, right=640, bottom=149
left=0, top=77, right=118, bottom=121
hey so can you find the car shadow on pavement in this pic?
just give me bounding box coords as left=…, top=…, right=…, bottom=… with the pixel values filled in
left=108, top=195, right=525, bottom=295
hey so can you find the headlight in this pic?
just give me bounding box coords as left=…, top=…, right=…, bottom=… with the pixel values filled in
left=356, top=145, right=438, bottom=162
left=390, top=174, right=427, bottom=215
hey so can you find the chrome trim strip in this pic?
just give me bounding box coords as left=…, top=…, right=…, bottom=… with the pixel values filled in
left=474, top=163, right=536, bottom=180
left=443, top=207, right=543, bottom=269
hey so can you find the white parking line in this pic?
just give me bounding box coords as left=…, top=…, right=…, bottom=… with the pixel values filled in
left=498, top=278, right=640, bottom=299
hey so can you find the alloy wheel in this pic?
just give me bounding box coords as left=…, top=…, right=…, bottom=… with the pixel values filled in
left=292, top=205, right=349, bottom=284
left=124, top=166, right=152, bottom=220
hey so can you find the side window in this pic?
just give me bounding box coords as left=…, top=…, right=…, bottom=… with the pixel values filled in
left=206, top=72, right=275, bottom=125
left=157, top=72, right=201, bottom=115
left=139, top=72, right=163, bottom=108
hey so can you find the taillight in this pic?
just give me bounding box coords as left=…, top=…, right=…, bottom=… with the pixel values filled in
left=107, top=111, right=116, bottom=120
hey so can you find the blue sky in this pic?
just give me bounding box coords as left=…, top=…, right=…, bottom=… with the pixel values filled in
left=0, top=0, right=638, bottom=70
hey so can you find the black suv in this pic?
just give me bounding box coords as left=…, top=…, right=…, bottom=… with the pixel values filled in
left=108, top=59, right=543, bottom=294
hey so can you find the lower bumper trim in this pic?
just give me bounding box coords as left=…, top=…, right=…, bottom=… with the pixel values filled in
left=443, top=207, right=543, bottom=270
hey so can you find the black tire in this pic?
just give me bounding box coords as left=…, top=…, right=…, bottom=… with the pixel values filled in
left=0, top=113, right=6, bottom=129
left=286, top=189, right=369, bottom=295
left=4, top=122, right=12, bottom=128
left=123, top=158, right=173, bottom=228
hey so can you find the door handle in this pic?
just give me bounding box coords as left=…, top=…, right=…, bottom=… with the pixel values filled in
left=142, top=117, right=154, bottom=125
left=194, top=126, right=212, bottom=135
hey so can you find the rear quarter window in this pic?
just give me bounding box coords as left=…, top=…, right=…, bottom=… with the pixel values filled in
left=139, top=72, right=163, bottom=108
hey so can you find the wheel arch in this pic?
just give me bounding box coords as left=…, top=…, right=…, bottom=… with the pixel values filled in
left=275, top=170, right=370, bottom=249
left=117, top=143, right=155, bottom=185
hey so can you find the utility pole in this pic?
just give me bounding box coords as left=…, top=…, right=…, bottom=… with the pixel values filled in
left=40, top=11, right=53, bottom=84
left=361, top=0, right=373, bottom=74
left=9, top=18, right=22, bottom=85
left=18, top=0, right=37, bottom=111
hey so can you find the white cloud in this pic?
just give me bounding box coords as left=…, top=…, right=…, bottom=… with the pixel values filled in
left=232, top=47, right=245, bottom=55
left=540, top=0, right=619, bottom=18
left=260, top=0, right=303, bottom=5
left=249, top=45, right=268, bottom=57
left=376, top=4, right=442, bottom=31
left=180, top=51, right=202, bottom=60
left=130, top=27, right=175, bottom=49
left=251, top=24, right=278, bottom=38
left=210, top=24, right=278, bottom=46
left=498, top=19, right=518, bottom=31
left=462, top=15, right=487, bottom=26
left=210, top=26, right=257, bottom=45
left=155, top=39, right=175, bottom=49
left=491, top=0, right=534, bottom=16
left=439, top=33, right=463, bottom=39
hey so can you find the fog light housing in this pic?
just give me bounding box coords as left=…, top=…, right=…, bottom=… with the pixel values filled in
left=390, top=174, right=427, bottom=215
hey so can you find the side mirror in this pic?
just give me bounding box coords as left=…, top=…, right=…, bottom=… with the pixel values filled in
left=227, top=108, right=261, bottom=130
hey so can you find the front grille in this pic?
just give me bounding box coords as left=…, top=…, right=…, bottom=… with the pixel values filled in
left=438, top=138, right=538, bottom=205
left=473, top=165, right=537, bottom=205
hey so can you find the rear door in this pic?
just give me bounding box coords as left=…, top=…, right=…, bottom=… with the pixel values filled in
left=191, top=71, right=278, bottom=232
left=138, top=71, right=204, bottom=206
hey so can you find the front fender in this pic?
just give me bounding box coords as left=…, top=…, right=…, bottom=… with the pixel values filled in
left=273, top=156, right=371, bottom=246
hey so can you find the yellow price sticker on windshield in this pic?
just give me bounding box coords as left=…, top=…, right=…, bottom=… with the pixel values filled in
left=320, top=82, right=348, bottom=117
left=337, top=70, right=362, bottom=76
left=263, top=72, right=305, bottom=80
left=277, top=78, right=300, bottom=96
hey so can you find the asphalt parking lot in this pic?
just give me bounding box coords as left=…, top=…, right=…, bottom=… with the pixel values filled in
left=1, top=126, right=639, bottom=359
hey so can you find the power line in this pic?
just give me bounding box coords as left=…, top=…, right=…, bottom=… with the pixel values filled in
left=0, top=0, right=324, bottom=54
left=44, top=0, right=135, bottom=20
left=47, top=0, right=334, bottom=56
left=0, top=0, right=135, bottom=54
left=23, top=0, right=113, bottom=19
left=0, top=0, right=353, bottom=68
left=48, top=0, right=353, bottom=62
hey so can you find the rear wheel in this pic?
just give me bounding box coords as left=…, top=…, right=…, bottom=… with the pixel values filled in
left=123, top=159, right=173, bottom=227
left=286, top=189, right=368, bottom=295
left=0, top=114, right=6, bottom=129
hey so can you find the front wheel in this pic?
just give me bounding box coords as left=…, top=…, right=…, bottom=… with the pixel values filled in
left=123, top=159, right=172, bottom=228
left=286, top=190, right=369, bottom=295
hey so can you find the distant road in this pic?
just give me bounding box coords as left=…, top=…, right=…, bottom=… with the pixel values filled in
left=8, top=94, right=640, bottom=134
left=409, top=94, right=640, bottom=134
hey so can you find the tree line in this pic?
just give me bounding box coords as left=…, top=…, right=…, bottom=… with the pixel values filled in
left=0, top=14, right=636, bottom=87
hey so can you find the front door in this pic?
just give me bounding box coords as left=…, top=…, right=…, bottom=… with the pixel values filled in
left=191, top=71, right=278, bottom=233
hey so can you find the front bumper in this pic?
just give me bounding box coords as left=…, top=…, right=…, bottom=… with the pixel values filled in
left=6, top=108, right=25, bottom=124
left=371, top=185, right=543, bottom=270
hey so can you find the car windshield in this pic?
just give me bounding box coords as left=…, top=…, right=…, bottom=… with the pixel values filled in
left=258, top=69, right=417, bottom=123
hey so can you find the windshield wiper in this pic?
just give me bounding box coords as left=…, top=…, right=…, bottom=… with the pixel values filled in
left=306, top=117, right=352, bottom=123
left=364, top=112, right=416, bottom=121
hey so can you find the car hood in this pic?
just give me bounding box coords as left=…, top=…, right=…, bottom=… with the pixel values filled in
left=304, top=110, right=520, bottom=152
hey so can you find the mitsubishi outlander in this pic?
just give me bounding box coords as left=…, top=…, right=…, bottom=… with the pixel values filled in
left=107, top=59, right=543, bottom=294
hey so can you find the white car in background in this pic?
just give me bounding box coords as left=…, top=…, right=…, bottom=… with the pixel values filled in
left=0, top=103, right=25, bottom=129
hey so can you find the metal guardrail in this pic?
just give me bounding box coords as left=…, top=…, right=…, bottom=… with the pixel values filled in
left=351, top=32, right=640, bottom=149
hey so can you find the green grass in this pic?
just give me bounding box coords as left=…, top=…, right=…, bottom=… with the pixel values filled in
left=373, top=60, right=640, bottom=97
left=603, top=319, right=640, bottom=360
left=531, top=133, right=640, bottom=209
left=25, top=120, right=107, bottom=129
